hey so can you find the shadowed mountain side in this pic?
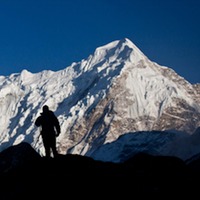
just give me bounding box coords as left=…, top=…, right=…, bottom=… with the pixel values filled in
left=0, top=142, right=198, bottom=199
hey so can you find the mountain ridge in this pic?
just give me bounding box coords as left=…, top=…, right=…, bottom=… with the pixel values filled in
left=0, top=38, right=199, bottom=162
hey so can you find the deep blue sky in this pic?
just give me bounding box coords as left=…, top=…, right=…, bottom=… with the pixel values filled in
left=0, top=0, right=199, bottom=83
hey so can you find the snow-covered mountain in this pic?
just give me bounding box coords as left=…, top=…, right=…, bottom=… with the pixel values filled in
left=0, top=38, right=199, bottom=161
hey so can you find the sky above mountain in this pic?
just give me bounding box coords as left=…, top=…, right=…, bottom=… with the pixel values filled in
left=0, top=0, right=199, bottom=84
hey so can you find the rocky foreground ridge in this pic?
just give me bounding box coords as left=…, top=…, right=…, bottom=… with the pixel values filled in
left=1, top=142, right=200, bottom=198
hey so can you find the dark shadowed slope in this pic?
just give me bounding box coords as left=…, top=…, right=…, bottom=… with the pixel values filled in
left=0, top=142, right=198, bottom=199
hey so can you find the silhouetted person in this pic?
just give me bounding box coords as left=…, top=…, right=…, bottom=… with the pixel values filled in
left=35, top=105, right=60, bottom=158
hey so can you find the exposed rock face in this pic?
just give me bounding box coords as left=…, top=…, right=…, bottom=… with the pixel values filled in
left=65, top=44, right=200, bottom=155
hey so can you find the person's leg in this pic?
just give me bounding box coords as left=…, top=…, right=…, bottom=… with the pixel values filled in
left=51, top=137, right=58, bottom=158
left=43, top=136, right=51, bottom=158
left=45, top=145, right=51, bottom=158
left=52, top=147, right=58, bottom=158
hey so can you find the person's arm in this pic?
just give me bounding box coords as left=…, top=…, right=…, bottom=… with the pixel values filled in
left=51, top=112, right=60, bottom=136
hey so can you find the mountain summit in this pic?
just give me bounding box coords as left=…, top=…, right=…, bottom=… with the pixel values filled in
left=0, top=38, right=199, bottom=161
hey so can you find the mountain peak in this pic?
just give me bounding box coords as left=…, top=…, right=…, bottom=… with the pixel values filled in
left=89, top=37, right=146, bottom=73
left=119, top=37, right=139, bottom=48
left=0, top=38, right=199, bottom=163
left=95, top=37, right=144, bottom=55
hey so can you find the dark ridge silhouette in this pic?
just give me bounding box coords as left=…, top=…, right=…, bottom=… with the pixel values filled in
left=0, top=142, right=198, bottom=199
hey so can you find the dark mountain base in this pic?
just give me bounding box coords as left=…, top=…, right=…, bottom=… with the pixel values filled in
left=0, top=142, right=199, bottom=199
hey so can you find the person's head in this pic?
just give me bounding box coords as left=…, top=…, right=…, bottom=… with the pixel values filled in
left=42, top=105, right=49, bottom=113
